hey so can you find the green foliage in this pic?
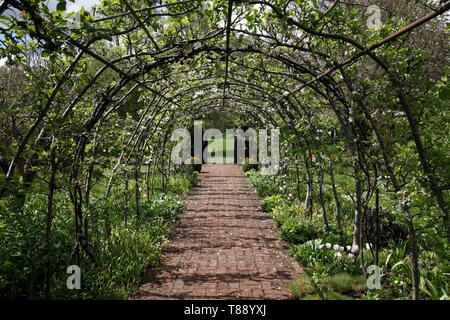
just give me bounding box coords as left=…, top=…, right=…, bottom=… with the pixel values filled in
left=280, top=217, right=321, bottom=244
left=242, top=158, right=259, bottom=172
left=0, top=172, right=194, bottom=299
left=290, top=273, right=366, bottom=300
left=320, top=231, right=353, bottom=247
left=0, top=193, right=73, bottom=299
left=82, top=221, right=167, bottom=299
left=261, top=194, right=288, bottom=213
left=0, top=0, right=448, bottom=302
left=418, top=250, right=449, bottom=300
left=246, top=171, right=279, bottom=198
left=290, top=240, right=360, bottom=276
left=141, top=193, right=184, bottom=223
left=270, top=203, right=299, bottom=226
left=184, top=157, right=202, bottom=174
left=167, top=172, right=199, bottom=196
left=290, top=239, right=328, bottom=266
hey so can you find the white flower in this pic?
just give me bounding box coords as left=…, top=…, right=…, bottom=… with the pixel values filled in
left=334, top=252, right=342, bottom=259
left=351, top=244, right=359, bottom=254
left=346, top=245, right=352, bottom=252
left=339, top=246, right=344, bottom=252
left=333, top=244, right=340, bottom=251
left=325, top=243, right=331, bottom=249
left=348, top=253, right=355, bottom=262
left=366, top=243, right=372, bottom=251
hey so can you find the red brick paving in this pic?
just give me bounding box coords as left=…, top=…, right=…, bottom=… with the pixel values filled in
left=133, top=164, right=303, bottom=300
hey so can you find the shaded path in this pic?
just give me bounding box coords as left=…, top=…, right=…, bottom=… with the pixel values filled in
left=133, top=164, right=303, bottom=300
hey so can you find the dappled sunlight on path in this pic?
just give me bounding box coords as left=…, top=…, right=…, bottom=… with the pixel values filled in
left=133, top=164, right=303, bottom=300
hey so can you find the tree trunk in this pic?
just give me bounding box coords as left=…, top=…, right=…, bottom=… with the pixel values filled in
left=303, top=157, right=313, bottom=217
left=84, top=161, right=95, bottom=244
left=134, top=159, right=141, bottom=222
left=295, top=163, right=301, bottom=200
left=150, top=157, right=158, bottom=198
left=146, top=158, right=151, bottom=201
left=329, top=157, right=343, bottom=240
left=123, top=171, right=129, bottom=227
left=318, top=165, right=328, bottom=231
left=375, top=188, right=379, bottom=266
left=45, top=146, right=56, bottom=297
left=353, top=164, right=363, bottom=249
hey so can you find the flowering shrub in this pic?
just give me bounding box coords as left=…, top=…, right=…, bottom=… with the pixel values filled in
left=141, top=193, right=184, bottom=223
left=290, top=239, right=330, bottom=265
left=290, top=238, right=360, bottom=276
left=270, top=203, right=300, bottom=226
left=320, top=231, right=353, bottom=247
left=261, top=194, right=288, bottom=213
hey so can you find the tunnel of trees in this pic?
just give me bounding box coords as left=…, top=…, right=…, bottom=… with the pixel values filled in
left=0, top=0, right=448, bottom=300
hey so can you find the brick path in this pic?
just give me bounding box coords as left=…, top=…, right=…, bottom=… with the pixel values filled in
left=133, top=164, right=303, bottom=300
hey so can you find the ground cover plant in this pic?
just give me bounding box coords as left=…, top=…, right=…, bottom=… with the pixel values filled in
left=247, top=168, right=449, bottom=300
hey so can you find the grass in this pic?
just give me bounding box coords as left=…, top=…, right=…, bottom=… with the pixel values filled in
left=290, top=273, right=366, bottom=300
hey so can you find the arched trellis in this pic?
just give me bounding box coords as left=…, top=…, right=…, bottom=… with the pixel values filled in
left=0, top=0, right=448, bottom=299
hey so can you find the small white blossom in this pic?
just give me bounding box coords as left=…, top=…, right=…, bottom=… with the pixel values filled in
left=346, top=245, right=352, bottom=252
left=366, top=243, right=372, bottom=251
left=325, top=243, right=331, bottom=249
left=348, top=253, right=355, bottom=262
left=351, top=244, right=359, bottom=254
left=334, top=252, right=342, bottom=259
left=339, top=246, right=344, bottom=252
left=333, top=244, right=340, bottom=251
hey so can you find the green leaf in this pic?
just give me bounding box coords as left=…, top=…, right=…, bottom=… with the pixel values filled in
left=57, top=0, right=67, bottom=11
left=391, top=261, right=405, bottom=270
left=425, top=279, right=438, bottom=299
left=97, top=31, right=112, bottom=41
left=438, top=87, right=450, bottom=100
left=41, top=49, right=52, bottom=57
